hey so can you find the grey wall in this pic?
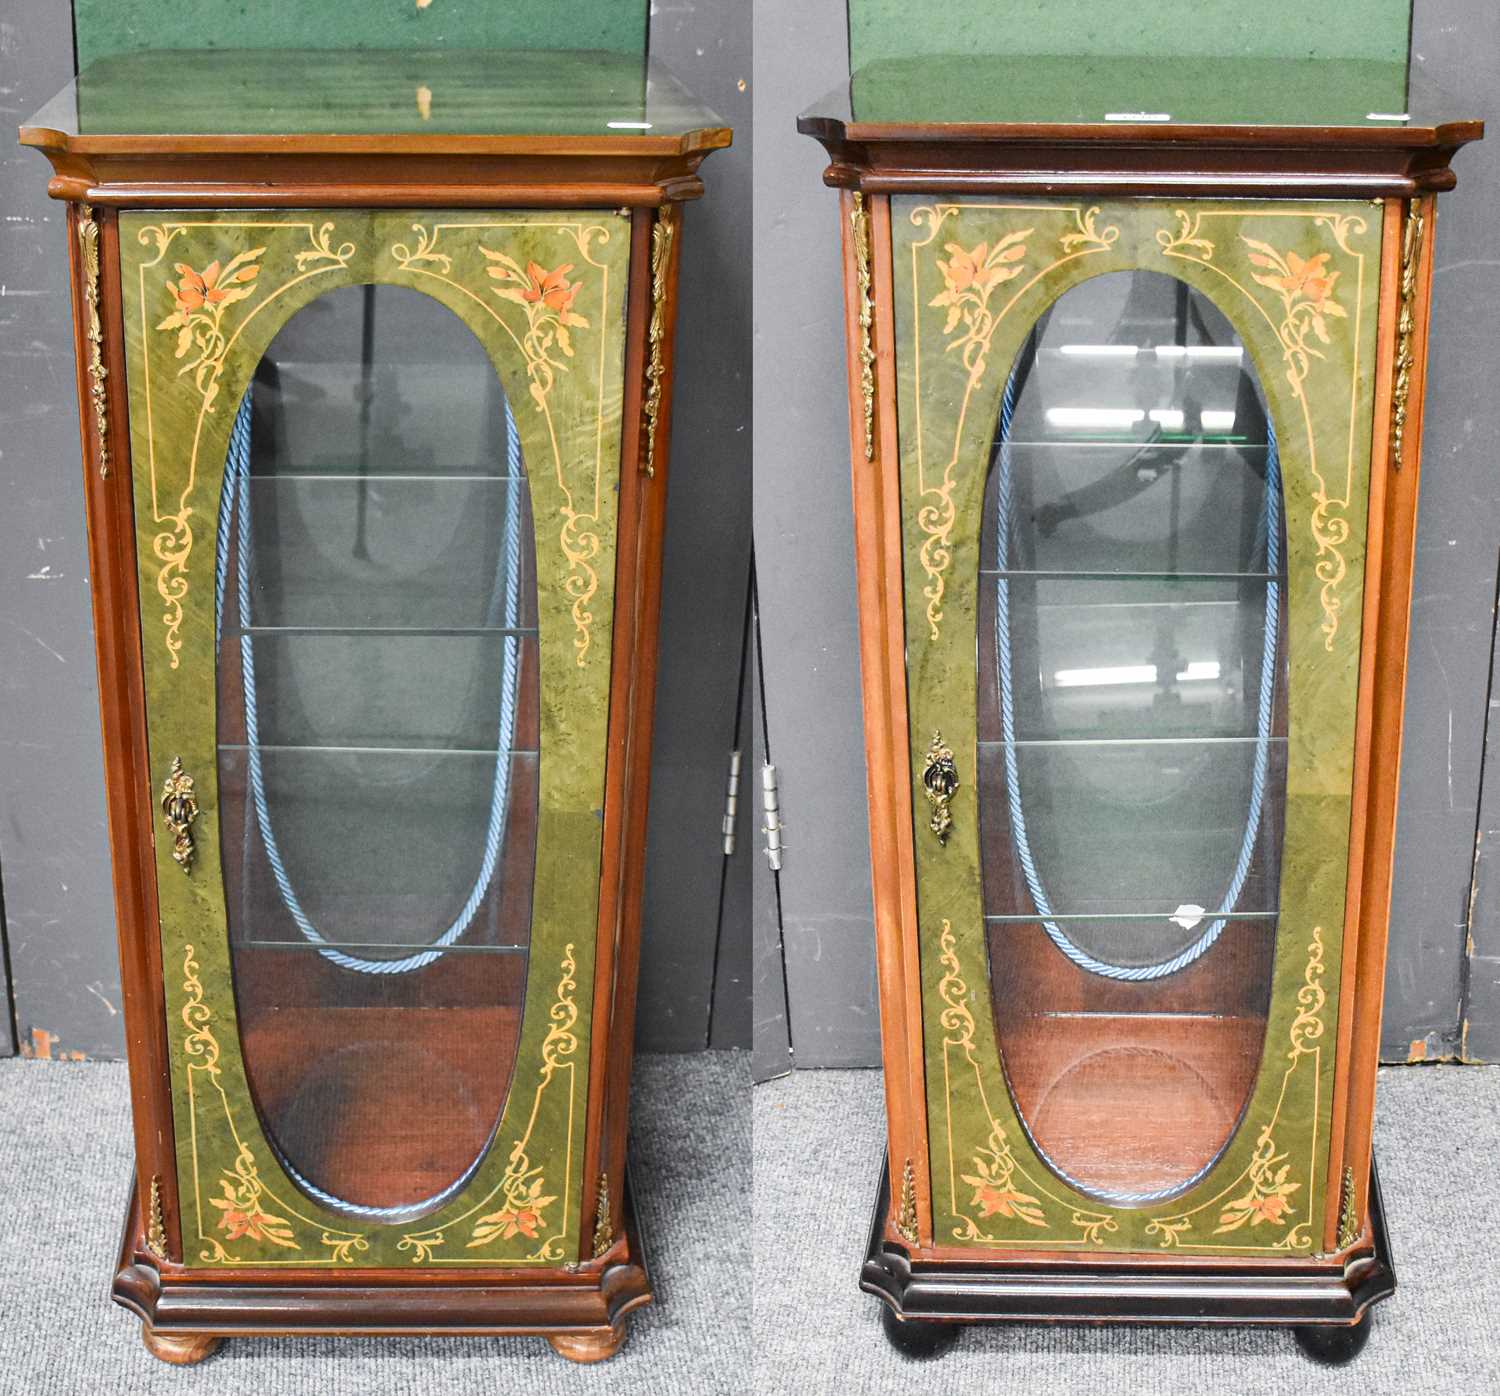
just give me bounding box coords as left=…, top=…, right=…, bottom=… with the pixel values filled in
left=1409, top=4, right=1500, bottom=1065
left=752, top=0, right=880, bottom=1069
left=0, top=0, right=120, bottom=1060
left=0, top=4, right=751, bottom=1058
left=636, top=1, right=755, bottom=1051
left=753, top=0, right=1500, bottom=1067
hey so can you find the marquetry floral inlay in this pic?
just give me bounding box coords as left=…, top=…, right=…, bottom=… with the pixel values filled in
left=210, top=1148, right=298, bottom=1249
left=482, top=252, right=591, bottom=397
left=155, top=251, right=265, bottom=413
left=931, top=233, right=1032, bottom=387
left=470, top=1176, right=558, bottom=1245
left=961, top=1127, right=1046, bottom=1228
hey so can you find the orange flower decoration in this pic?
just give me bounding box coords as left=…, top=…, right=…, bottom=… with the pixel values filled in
left=1244, top=1193, right=1293, bottom=1225
left=467, top=1177, right=557, bottom=1247
left=930, top=231, right=1030, bottom=336
left=960, top=1167, right=1047, bottom=1226
left=1267, top=250, right=1339, bottom=311
left=521, top=261, right=585, bottom=320
left=208, top=1177, right=295, bottom=1248
left=155, top=248, right=265, bottom=364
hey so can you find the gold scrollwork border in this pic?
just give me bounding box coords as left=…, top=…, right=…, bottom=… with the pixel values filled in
left=937, top=922, right=1329, bottom=1253
left=179, top=943, right=366, bottom=1265
left=389, top=216, right=617, bottom=667
left=135, top=220, right=357, bottom=668
left=399, top=943, right=580, bottom=1264
left=907, top=204, right=1120, bottom=640
left=1157, top=206, right=1371, bottom=650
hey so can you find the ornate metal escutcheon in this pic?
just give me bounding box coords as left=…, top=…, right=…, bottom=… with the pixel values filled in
left=922, top=730, right=959, bottom=845
left=160, top=756, right=199, bottom=872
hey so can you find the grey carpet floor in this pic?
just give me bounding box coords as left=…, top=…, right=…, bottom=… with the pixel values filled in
left=753, top=1065, right=1500, bottom=1396
left=0, top=1050, right=750, bottom=1396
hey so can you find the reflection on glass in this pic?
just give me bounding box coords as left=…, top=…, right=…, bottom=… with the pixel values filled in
left=218, top=286, right=536, bottom=1219
left=982, top=271, right=1286, bottom=1204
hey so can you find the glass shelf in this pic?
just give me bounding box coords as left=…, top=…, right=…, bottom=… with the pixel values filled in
left=977, top=737, right=1286, bottom=918
left=218, top=632, right=540, bottom=752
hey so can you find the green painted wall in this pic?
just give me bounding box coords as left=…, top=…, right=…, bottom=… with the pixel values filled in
left=849, top=0, right=1411, bottom=70
left=73, top=0, right=646, bottom=71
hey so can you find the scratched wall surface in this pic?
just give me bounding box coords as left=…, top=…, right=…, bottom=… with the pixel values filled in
left=0, top=1, right=122, bottom=1058
left=1397, top=3, right=1500, bottom=1064
left=72, top=0, right=647, bottom=72
left=636, top=0, right=754, bottom=1051
left=752, top=0, right=881, bottom=1068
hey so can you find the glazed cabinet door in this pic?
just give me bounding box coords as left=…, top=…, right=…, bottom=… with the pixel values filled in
left=120, top=210, right=630, bottom=1267
left=892, top=198, right=1383, bottom=1255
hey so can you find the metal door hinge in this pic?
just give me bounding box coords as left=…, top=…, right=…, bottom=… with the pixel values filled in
left=721, top=749, right=742, bottom=856
left=760, top=763, right=784, bottom=871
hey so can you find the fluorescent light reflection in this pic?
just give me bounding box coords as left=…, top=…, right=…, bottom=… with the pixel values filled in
left=607, top=120, right=653, bottom=129
left=1046, top=407, right=1145, bottom=429
left=1052, top=660, right=1222, bottom=689
left=1154, top=346, right=1244, bottom=361
left=1200, top=409, right=1237, bottom=431
left=1059, top=344, right=1140, bottom=358
left=1148, top=409, right=1185, bottom=429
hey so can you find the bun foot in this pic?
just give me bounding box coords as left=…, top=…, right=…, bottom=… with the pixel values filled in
left=1293, top=1311, right=1372, bottom=1365
left=548, top=1324, right=626, bottom=1363
left=142, top=1326, right=221, bottom=1366
left=880, top=1304, right=960, bottom=1359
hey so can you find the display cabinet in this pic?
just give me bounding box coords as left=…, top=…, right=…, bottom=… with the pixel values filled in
left=21, top=48, right=727, bottom=1365
left=801, top=55, right=1480, bottom=1363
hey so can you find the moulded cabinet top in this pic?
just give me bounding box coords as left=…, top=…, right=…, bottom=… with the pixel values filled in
left=21, top=48, right=730, bottom=151
left=798, top=53, right=1481, bottom=198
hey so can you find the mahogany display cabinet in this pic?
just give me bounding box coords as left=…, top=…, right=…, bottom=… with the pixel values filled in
left=20, top=48, right=728, bottom=1365
left=800, top=56, right=1481, bottom=1364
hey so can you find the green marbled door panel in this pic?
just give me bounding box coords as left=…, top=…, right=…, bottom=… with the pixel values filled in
left=121, top=208, right=630, bottom=1267
left=892, top=197, right=1382, bottom=1254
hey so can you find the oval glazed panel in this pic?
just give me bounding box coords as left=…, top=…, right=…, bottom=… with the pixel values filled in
left=980, top=271, right=1286, bottom=1204
left=217, top=285, right=539, bottom=1221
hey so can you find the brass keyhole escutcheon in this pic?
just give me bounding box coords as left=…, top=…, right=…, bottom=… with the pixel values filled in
left=160, top=756, right=199, bottom=872
left=922, top=730, right=959, bottom=845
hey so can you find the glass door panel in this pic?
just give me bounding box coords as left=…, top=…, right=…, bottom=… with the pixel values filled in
left=218, top=285, right=537, bottom=1221
left=981, top=271, right=1286, bottom=1204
